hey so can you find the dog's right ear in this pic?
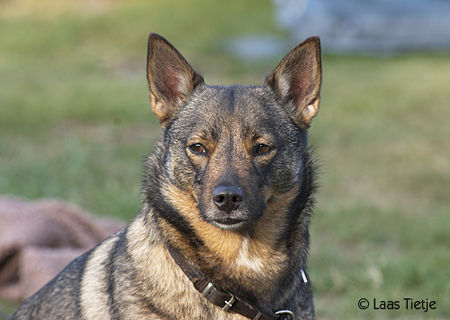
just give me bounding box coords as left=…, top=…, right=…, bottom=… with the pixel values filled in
left=147, top=33, right=204, bottom=126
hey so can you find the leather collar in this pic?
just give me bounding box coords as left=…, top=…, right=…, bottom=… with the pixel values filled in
left=168, top=246, right=293, bottom=320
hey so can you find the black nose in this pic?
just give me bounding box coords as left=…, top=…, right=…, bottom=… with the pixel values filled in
left=212, top=186, right=244, bottom=213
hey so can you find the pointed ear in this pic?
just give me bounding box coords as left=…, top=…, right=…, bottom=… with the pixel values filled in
left=147, top=33, right=204, bottom=126
left=265, top=36, right=322, bottom=128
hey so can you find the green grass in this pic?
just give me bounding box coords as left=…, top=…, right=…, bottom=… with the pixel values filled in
left=1, top=0, right=449, bottom=318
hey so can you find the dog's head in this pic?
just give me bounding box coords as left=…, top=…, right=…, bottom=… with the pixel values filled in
left=146, top=34, right=321, bottom=231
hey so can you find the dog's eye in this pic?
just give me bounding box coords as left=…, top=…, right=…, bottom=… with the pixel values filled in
left=254, top=144, right=272, bottom=155
left=188, top=143, right=207, bottom=155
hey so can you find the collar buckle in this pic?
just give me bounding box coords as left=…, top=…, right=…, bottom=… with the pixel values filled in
left=222, top=293, right=237, bottom=311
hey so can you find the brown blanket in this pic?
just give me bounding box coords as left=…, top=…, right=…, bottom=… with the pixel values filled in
left=0, top=196, right=125, bottom=302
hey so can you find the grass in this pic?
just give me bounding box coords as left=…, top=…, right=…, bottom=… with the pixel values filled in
left=0, top=0, right=449, bottom=318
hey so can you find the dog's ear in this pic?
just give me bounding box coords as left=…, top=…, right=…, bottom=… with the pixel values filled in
left=265, top=37, right=322, bottom=128
left=147, top=33, right=204, bottom=126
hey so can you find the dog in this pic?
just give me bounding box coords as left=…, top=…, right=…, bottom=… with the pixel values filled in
left=12, top=33, right=322, bottom=320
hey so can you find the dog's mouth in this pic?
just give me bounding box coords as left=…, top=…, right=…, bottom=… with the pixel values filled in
left=210, top=218, right=246, bottom=230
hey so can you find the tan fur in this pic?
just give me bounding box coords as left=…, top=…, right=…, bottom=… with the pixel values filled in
left=253, top=186, right=299, bottom=250
left=149, top=94, right=171, bottom=126
left=229, top=186, right=300, bottom=284
left=80, top=235, right=120, bottom=320
left=162, top=182, right=299, bottom=282
left=126, top=214, right=245, bottom=320
left=162, top=183, right=244, bottom=263
left=296, top=97, right=320, bottom=125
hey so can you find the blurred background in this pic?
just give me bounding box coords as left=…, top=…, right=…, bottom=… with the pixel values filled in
left=0, top=0, right=449, bottom=318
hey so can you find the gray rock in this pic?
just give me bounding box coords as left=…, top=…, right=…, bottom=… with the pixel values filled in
left=225, top=35, right=288, bottom=60
left=273, top=0, right=450, bottom=52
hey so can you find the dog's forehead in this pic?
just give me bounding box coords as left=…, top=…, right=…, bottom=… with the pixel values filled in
left=189, top=85, right=272, bottom=125
left=172, top=85, right=296, bottom=143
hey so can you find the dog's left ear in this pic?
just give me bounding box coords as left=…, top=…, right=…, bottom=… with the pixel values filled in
left=147, top=33, right=204, bottom=126
left=265, top=37, right=322, bottom=128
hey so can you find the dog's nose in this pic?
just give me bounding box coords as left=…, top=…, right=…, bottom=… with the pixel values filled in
left=212, top=186, right=244, bottom=213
